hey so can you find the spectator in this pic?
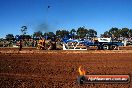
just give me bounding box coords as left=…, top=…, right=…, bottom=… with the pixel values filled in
left=19, top=40, right=22, bottom=51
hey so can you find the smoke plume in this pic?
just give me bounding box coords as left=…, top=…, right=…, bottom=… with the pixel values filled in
left=35, top=22, right=49, bottom=33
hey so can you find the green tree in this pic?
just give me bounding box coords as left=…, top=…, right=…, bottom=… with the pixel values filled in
left=77, top=27, right=88, bottom=38
left=61, top=30, right=69, bottom=38
left=87, top=29, right=97, bottom=38
left=33, top=31, right=43, bottom=38
left=5, top=34, right=14, bottom=41
left=0, top=38, right=3, bottom=41
left=101, top=31, right=110, bottom=38
left=23, top=35, right=32, bottom=39
left=109, top=27, right=119, bottom=37
left=70, top=29, right=76, bottom=39
left=129, top=29, right=132, bottom=37
left=56, top=30, right=61, bottom=37
left=44, top=32, right=55, bottom=38
left=101, top=27, right=131, bottom=38
left=120, top=28, right=129, bottom=38
left=21, top=26, right=27, bottom=35
left=56, top=30, right=69, bottom=38
left=116, top=29, right=122, bottom=38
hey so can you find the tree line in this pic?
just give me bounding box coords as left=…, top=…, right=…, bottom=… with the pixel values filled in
left=101, top=27, right=132, bottom=38
left=2, top=26, right=97, bottom=41
left=1, top=26, right=132, bottom=41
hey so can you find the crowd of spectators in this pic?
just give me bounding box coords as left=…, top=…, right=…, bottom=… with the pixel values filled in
left=0, top=39, right=38, bottom=47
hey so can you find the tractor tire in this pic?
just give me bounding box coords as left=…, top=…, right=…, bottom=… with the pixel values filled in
left=36, top=45, right=40, bottom=49
left=45, top=42, right=52, bottom=50
left=36, top=44, right=45, bottom=50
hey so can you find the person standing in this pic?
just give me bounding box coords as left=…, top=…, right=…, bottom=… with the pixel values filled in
left=19, top=39, right=22, bottom=51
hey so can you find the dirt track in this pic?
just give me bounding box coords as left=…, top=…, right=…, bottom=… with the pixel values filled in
left=0, top=48, right=132, bottom=88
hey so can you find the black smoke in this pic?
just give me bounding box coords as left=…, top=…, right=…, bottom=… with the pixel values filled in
left=35, top=22, right=50, bottom=33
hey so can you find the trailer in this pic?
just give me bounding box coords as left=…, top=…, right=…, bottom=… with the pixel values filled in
left=92, top=38, right=123, bottom=50
left=63, top=39, right=87, bottom=50
left=63, top=38, right=124, bottom=50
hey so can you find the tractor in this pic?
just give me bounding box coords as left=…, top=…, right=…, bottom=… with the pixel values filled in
left=36, top=37, right=63, bottom=50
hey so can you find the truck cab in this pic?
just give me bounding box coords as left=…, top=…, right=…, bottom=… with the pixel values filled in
left=97, top=38, right=124, bottom=50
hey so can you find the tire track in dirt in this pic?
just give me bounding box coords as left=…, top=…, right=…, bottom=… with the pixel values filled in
left=0, top=73, right=72, bottom=80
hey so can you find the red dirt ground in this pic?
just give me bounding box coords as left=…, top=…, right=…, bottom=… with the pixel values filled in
left=0, top=48, right=132, bottom=88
